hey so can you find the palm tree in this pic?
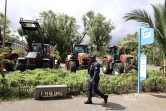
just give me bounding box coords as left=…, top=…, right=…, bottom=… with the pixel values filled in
left=123, top=0, right=166, bottom=74
left=118, top=32, right=138, bottom=50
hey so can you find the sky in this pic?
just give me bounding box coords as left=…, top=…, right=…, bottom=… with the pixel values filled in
left=0, top=0, right=164, bottom=45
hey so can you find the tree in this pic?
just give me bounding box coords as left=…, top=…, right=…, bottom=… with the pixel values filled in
left=39, top=10, right=82, bottom=61
left=123, top=0, right=166, bottom=74
left=82, top=10, right=115, bottom=52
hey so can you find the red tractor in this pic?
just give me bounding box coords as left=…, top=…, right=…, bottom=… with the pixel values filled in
left=100, top=45, right=134, bottom=75
left=0, top=41, right=19, bottom=71
left=16, top=18, right=55, bottom=71
left=65, top=44, right=90, bottom=72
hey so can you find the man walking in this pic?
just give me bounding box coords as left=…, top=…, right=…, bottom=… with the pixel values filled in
left=84, top=54, right=108, bottom=104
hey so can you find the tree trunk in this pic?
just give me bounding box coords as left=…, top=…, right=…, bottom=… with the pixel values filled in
left=96, top=45, right=100, bottom=52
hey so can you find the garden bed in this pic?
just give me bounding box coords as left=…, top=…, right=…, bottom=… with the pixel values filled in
left=0, top=69, right=166, bottom=100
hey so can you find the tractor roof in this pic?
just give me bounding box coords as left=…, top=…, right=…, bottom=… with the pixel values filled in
left=73, top=44, right=88, bottom=46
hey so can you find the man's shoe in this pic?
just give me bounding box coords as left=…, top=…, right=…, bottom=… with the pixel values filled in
left=104, top=95, right=108, bottom=104
left=84, top=100, right=92, bottom=104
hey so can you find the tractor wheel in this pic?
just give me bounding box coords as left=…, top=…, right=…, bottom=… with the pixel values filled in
left=50, top=58, right=55, bottom=69
left=5, top=63, right=15, bottom=71
left=43, top=61, right=51, bottom=68
left=16, top=62, right=26, bottom=71
left=112, top=63, right=122, bottom=75
left=102, top=60, right=111, bottom=74
left=7, top=63, right=15, bottom=71
left=69, top=61, right=76, bottom=73
left=66, top=62, right=69, bottom=70
left=6, top=57, right=18, bottom=71
left=119, top=63, right=124, bottom=73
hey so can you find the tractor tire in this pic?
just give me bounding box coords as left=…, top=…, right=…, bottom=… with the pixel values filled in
left=66, top=62, right=69, bottom=70
left=16, top=62, right=26, bottom=72
left=6, top=56, right=18, bottom=71
left=112, top=63, right=122, bottom=75
left=69, top=61, right=76, bottom=73
left=5, top=63, right=14, bottom=71
left=50, top=59, right=55, bottom=69
left=119, top=63, right=124, bottom=73
left=102, top=60, right=111, bottom=74
left=43, top=61, right=51, bottom=68
left=7, top=63, right=15, bottom=71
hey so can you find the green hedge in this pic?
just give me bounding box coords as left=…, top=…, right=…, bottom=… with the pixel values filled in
left=0, top=69, right=166, bottom=99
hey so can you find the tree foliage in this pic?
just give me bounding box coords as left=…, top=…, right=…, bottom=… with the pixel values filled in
left=17, top=28, right=41, bottom=43
left=39, top=10, right=82, bottom=60
left=82, top=10, right=115, bottom=52
left=16, top=10, right=116, bottom=60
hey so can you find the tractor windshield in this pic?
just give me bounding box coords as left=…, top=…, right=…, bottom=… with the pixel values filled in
left=73, top=45, right=88, bottom=55
left=126, top=48, right=130, bottom=54
left=109, top=46, right=118, bottom=55
left=32, top=43, right=50, bottom=54
left=32, top=44, right=42, bottom=52
left=109, top=46, right=131, bottom=55
left=119, top=48, right=131, bottom=55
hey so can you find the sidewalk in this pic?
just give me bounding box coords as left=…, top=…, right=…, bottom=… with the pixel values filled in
left=0, top=93, right=166, bottom=111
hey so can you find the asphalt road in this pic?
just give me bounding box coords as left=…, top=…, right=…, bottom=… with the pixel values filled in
left=1, top=93, right=166, bottom=111
left=58, top=63, right=160, bottom=75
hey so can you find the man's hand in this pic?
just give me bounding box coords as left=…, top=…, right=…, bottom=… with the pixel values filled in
left=90, top=79, right=94, bottom=83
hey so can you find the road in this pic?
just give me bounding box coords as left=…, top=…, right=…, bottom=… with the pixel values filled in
left=1, top=93, right=166, bottom=111
left=3, top=62, right=160, bottom=75
left=58, top=63, right=160, bottom=75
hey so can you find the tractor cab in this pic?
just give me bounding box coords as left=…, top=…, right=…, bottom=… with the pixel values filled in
left=72, top=44, right=88, bottom=55
left=31, top=43, right=53, bottom=59
left=32, top=43, right=42, bottom=52
left=109, top=46, right=118, bottom=55
left=26, top=43, right=52, bottom=55
left=109, top=45, right=132, bottom=62
left=109, top=45, right=130, bottom=56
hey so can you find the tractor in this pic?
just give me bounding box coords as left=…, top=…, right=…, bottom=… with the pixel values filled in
left=16, top=18, right=55, bottom=71
left=65, top=44, right=90, bottom=72
left=100, top=45, right=135, bottom=75
left=0, top=41, right=19, bottom=71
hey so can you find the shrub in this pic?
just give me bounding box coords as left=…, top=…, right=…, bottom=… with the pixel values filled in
left=0, top=69, right=166, bottom=100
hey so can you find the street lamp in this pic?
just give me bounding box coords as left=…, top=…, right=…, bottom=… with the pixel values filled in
left=3, top=0, right=7, bottom=47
